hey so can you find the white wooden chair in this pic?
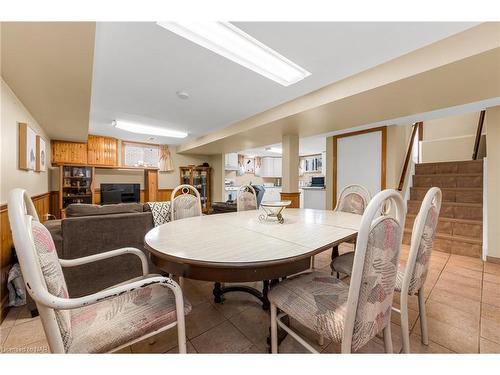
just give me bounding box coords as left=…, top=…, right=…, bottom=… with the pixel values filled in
left=321, top=184, right=371, bottom=273
left=170, top=184, right=202, bottom=221
left=8, top=188, right=190, bottom=353
left=394, top=187, right=442, bottom=353
left=236, top=184, right=257, bottom=212
left=334, top=184, right=372, bottom=214
left=269, top=189, right=405, bottom=353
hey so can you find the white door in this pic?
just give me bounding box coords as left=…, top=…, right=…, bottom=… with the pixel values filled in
left=336, top=131, right=382, bottom=202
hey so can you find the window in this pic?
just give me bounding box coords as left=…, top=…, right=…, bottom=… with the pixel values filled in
left=122, top=141, right=160, bottom=168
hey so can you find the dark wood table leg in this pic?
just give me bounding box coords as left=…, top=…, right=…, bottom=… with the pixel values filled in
left=213, top=282, right=223, bottom=303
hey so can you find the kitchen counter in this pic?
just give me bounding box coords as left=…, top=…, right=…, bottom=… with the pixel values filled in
left=302, top=187, right=326, bottom=209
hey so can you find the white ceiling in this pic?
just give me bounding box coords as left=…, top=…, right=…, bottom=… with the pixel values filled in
left=89, top=22, right=478, bottom=145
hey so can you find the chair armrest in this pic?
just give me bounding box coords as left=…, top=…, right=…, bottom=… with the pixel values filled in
left=59, top=247, right=149, bottom=276
left=32, top=275, right=183, bottom=311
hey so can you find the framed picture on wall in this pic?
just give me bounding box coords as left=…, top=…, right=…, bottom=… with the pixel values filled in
left=36, top=135, right=47, bottom=172
left=18, top=122, right=37, bottom=170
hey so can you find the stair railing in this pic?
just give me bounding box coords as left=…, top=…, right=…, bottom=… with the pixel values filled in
left=398, top=122, right=421, bottom=191
left=472, top=110, right=486, bottom=160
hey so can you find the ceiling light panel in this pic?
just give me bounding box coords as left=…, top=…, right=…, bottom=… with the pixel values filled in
left=114, top=120, right=188, bottom=138
left=157, top=22, right=311, bottom=86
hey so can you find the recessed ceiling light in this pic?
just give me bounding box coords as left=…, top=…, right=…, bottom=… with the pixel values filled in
left=176, top=90, right=190, bottom=100
left=157, top=22, right=311, bottom=87
left=113, top=120, right=188, bottom=138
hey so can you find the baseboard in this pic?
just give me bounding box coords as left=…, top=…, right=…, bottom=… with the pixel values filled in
left=486, top=256, right=500, bottom=264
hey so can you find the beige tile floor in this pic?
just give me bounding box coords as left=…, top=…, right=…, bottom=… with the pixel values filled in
left=1, top=244, right=499, bottom=354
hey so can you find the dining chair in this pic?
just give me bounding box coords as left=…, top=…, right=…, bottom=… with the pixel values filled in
left=170, top=184, right=203, bottom=221
left=8, top=188, right=191, bottom=353
left=326, top=184, right=371, bottom=274
left=236, top=184, right=257, bottom=211
left=394, top=187, right=441, bottom=353
left=269, top=189, right=405, bottom=353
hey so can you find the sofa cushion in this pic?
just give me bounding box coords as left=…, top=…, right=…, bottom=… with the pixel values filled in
left=65, top=203, right=144, bottom=217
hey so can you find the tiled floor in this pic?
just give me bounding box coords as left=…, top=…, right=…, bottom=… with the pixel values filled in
left=1, top=244, right=499, bottom=354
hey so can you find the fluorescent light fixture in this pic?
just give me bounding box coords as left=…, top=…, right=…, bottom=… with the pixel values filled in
left=113, top=120, right=188, bottom=138
left=157, top=22, right=311, bottom=86
left=266, top=147, right=282, bottom=154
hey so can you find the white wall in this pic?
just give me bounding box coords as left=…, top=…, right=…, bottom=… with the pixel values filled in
left=1, top=79, right=51, bottom=203
left=336, top=131, right=382, bottom=200
left=421, top=111, right=486, bottom=162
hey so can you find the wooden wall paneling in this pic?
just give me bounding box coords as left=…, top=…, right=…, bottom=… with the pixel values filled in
left=0, top=193, right=50, bottom=322
left=280, top=192, right=301, bottom=208
left=51, top=140, right=88, bottom=165
left=87, top=135, right=118, bottom=166
left=144, top=169, right=158, bottom=202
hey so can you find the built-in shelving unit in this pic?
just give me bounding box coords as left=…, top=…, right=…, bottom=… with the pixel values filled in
left=59, top=165, right=95, bottom=211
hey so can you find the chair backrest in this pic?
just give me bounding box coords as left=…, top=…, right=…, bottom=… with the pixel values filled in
left=402, top=187, right=442, bottom=296
left=8, top=189, right=70, bottom=352
left=335, top=184, right=371, bottom=215
left=342, top=189, right=405, bottom=352
left=170, top=184, right=203, bottom=221
left=236, top=185, right=257, bottom=212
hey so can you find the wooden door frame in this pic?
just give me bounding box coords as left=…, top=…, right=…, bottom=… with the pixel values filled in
left=331, top=126, right=387, bottom=208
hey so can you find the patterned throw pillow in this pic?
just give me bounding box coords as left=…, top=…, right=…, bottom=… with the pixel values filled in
left=32, top=221, right=72, bottom=350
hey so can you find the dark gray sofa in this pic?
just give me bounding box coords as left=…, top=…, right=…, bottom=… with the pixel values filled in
left=28, top=203, right=157, bottom=315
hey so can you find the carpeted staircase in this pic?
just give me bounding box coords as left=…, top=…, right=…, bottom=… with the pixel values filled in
left=403, top=160, right=483, bottom=258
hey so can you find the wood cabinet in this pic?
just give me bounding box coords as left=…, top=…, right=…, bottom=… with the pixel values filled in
left=59, top=165, right=95, bottom=212
left=87, top=135, right=118, bottom=166
left=144, top=169, right=158, bottom=202
left=51, top=140, right=88, bottom=165
left=180, top=166, right=212, bottom=213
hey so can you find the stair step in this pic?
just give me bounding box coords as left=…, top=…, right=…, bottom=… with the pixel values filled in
left=402, top=229, right=482, bottom=258
left=410, top=187, right=482, bottom=204
left=413, top=174, right=482, bottom=188
left=407, top=200, right=482, bottom=220
left=415, top=160, right=483, bottom=175
left=405, top=214, right=482, bottom=239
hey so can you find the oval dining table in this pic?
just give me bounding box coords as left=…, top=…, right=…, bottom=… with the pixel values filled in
left=144, top=208, right=363, bottom=310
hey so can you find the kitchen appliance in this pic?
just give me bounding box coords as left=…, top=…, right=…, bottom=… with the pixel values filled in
left=310, top=176, right=325, bottom=188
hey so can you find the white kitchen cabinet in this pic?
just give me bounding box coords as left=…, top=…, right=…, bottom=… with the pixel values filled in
left=273, top=158, right=282, bottom=177
left=225, top=153, right=239, bottom=170
left=302, top=187, right=326, bottom=209
left=261, top=157, right=282, bottom=177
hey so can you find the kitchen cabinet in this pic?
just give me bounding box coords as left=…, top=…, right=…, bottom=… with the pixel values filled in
left=51, top=140, right=88, bottom=165
left=87, top=135, right=118, bottom=166
left=224, top=153, right=239, bottom=170
left=261, top=157, right=282, bottom=177
left=302, top=187, right=326, bottom=209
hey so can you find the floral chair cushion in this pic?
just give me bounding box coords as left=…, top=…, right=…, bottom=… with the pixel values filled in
left=172, top=194, right=201, bottom=220
left=396, top=206, right=438, bottom=295
left=352, top=217, right=401, bottom=351
left=339, top=193, right=366, bottom=215
left=237, top=191, right=257, bottom=211
left=69, top=284, right=192, bottom=353
left=268, top=272, right=350, bottom=343
left=31, top=221, right=73, bottom=349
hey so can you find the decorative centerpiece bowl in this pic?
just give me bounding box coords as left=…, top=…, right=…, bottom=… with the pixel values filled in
left=259, top=200, right=291, bottom=224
